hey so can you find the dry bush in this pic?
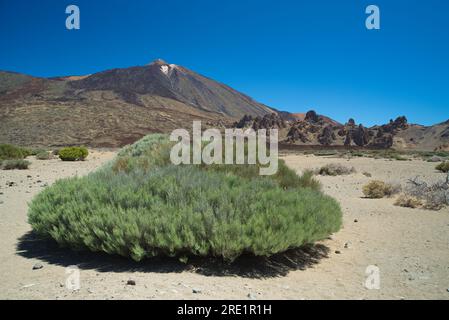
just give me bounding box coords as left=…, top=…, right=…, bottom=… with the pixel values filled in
left=1, top=159, right=31, bottom=170
left=316, top=163, right=356, bottom=176
left=403, top=175, right=449, bottom=210
left=394, top=194, right=423, bottom=208
left=363, top=180, right=401, bottom=199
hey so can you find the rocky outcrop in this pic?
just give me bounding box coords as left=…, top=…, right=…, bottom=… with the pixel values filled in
left=234, top=112, right=432, bottom=150
left=234, top=113, right=286, bottom=130
left=305, top=110, right=320, bottom=123
left=343, top=124, right=369, bottom=147
left=287, top=126, right=309, bottom=143
left=318, top=126, right=336, bottom=145
left=381, top=116, right=408, bottom=134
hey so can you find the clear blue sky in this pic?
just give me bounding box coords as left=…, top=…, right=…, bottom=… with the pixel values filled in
left=1, top=0, right=448, bottom=126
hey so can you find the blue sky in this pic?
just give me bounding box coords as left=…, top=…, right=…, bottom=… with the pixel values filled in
left=1, top=0, right=448, bottom=126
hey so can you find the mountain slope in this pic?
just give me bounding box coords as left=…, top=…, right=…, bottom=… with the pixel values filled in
left=0, top=60, right=272, bottom=147
left=69, top=59, right=272, bottom=118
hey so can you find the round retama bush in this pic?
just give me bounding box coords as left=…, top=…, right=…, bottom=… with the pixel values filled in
left=28, top=134, right=342, bottom=262
left=58, top=146, right=88, bottom=161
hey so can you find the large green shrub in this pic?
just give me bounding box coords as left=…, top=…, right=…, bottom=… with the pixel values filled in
left=29, top=134, right=342, bottom=262
left=58, top=147, right=88, bottom=161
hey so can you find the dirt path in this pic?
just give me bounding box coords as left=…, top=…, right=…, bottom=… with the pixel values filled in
left=0, top=152, right=448, bottom=299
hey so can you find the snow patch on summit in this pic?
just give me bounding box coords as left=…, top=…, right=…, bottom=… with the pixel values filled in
left=160, top=65, right=169, bottom=75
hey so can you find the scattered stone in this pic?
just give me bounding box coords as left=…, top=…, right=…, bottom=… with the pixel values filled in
left=362, top=172, right=372, bottom=177
left=446, top=288, right=449, bottom=293
left=126, top=279, right=136, bottom=286
left=32, top=263, right=43, bottom=270
left=192, top=288, right=202, bottom=294
left=354, top=219, right=358, bottom=223
left=428, top=156, right=444, bottom=163
left=335, top=250, right=341, bottom=254
left=344, top=242, right=352, bottom=249
left=0, top=201, right=3, bottom=205
left=27, top=175, right=32, bottom=178
left=247, top=292, right=257, bottom=300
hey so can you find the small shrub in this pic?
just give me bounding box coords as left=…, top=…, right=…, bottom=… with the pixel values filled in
left=316, top=163, right=356, bottom=176
left=392, top=154, right=407, bottom=161
left=52, top=149, right=60, bottom=156
left=436, top=162, right=449, bottom=173
left=313, top=150, right=338, bottom=157
left=36, top=151, right=51, bottom=160
left=394, top=194, right=422, bottom=208
left=27, top=148, right=46, bottom=156
left=402, top=176, right=449, bottom=210
left=0, top=144, right=28, bottom=160
left=2, top=159, right=31, bottom=170
left=59, top=147, right=88, bottom=161
left=362, top=180, right=399, bottom=198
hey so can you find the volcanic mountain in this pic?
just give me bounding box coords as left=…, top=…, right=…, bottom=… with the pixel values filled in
left=0, top=59, right=273, bottom=147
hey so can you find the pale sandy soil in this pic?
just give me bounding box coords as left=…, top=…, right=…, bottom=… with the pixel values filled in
left=0, top=152, right=448, bottom=300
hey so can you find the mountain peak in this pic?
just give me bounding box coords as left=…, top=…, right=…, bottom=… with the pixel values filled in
left=150, top=58, right=168, bottom=65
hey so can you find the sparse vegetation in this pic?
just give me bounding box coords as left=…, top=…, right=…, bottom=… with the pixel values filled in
left=315, top=163, right=355, bottom=176
left=362, top=180, right=400, bottom=199
left=36, top=151, right=51, bottom=160
left=28, top=134, right=342, bottom=262
left=0, top=144, right=29, bottom=160
left=2, top=159, right=31, bottom=170
left=58, top=147, right=88, bottom=161
left=436, top=161, right=449, bottom=173
left=399, top=176, right=449, bottom=210
left=394, top=194, right=423, bottom=208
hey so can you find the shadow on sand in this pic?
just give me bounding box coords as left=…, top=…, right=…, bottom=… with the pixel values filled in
left=16, top=231, right=329, bottom=279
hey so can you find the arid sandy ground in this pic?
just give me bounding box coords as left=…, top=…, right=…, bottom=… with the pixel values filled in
left=0, top=152, right=448, bottom=300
